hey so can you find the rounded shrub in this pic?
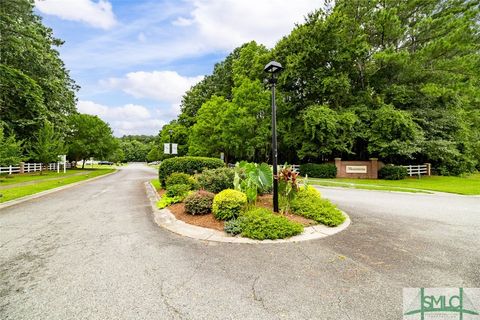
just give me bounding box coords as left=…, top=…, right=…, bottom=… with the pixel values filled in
left=197, top=167, right=234, bottom=193
left=158, top=156, right=225, bottom=187
left=239, top=207, right=304, bottom=240
left=290, top=186, right=345, bottom=227
left=212, top=189, right=247, bottom=220
left=379, top=165, right=408, bottom=180
left=224, top=217, right=245, bottom=235
left=166, top=184, right=191, bottom=198
left=299, top=163, right=337, bottom=178
left=165, top=172, right=199, bottom=190
left=184, top=190, right=215, bottom=215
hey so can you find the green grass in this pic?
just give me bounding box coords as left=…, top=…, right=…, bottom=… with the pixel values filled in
left=0, top=169, right=91, bottom=186
left=150, top=179, right=161, bottom=190
left=307, top=173, right=480, bottom=195
left=0, top=169, right=115, bottom=203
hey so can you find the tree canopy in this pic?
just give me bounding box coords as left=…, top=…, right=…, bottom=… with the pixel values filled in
left=163, top=0, right=480, bottom=175
left=0, top=0, right=78, bottom=143
left=0, top=0, right=121, bottom=165
left=66, top=114, right=118, bottom=167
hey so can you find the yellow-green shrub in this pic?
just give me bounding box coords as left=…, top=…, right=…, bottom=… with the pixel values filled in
left=212, top=189, right=247, bottom=220
left=291, top=186, right=345, bottom=226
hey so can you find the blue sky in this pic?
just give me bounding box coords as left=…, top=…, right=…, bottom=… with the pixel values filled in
left=35, top=0, right=321, bottom=136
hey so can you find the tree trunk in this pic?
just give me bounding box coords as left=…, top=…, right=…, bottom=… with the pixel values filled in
left=82, top=159, right=85, bottom=169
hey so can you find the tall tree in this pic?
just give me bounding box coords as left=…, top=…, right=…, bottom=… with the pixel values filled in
left=66, top=114, right=117, bottom=168
left=0, top=0, right=78, bottom=143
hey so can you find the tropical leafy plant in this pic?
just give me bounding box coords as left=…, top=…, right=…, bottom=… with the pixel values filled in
left=278, top=164, right=300, bottom=213
left=233, top=161, right=273, bottom=203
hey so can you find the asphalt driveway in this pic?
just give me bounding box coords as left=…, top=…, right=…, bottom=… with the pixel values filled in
left=1, top=164, right=478, bottom=319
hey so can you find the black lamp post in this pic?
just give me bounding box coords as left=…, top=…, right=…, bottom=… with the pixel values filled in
left=169, top=129, right=173, bottom=156
left=264, top=61, right=283, bottom=213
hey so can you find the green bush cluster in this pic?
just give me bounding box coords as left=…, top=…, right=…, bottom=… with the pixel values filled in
left=226, top=207, right=303, bottom=240
left=223, top=217, right=245, bottom=235
left=378, top=165, right=408, bottom=180
left=291, top=186, right=345, bottom=226
left=157, top=195, right=183, bottom=209
left=184, top=190, right=215, bottom=215
left=158, top=156, right=225, bottom=186
left=165, top=172, right=198, bottom=189
left=299, top=163, right=337, bottom=178
left=212, top=189, right=247, bottom=220
left=166, top=184, right=191, bottom=198
left=197, top=167, right=234, bottom=193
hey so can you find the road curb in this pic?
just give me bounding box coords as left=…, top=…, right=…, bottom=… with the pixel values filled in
left=0, top=170, right=118, bottom=210
left=145, top=182, right=351, bottom=244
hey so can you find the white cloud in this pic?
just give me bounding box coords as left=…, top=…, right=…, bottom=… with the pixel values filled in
left=104, top=71, right=204, bottom=102
left=48, top=1, right=322, bottom=72
left=35, top=0, right=117, bottom=29
left=77, top=100, right=168, bottom=136
left=176, top=0, right=322, bottom=49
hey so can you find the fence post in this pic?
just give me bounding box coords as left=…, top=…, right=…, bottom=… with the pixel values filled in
left=9, top=165, right=12, bottom=175
left=19, top=162, right=25, bottom=174
left=425, top=163, right=431, bottom=176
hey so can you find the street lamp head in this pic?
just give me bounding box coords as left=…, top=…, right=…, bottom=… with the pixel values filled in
left=264, top=61, right=283, bottom=74
left=169, top=129, right=173, bottom=135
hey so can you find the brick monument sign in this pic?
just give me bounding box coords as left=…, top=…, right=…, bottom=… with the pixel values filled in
left=334, top=158, right=384, bottom=179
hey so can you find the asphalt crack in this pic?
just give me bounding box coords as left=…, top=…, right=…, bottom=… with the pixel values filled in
left=160, top=281, right=186, bottom=320
left=251, top=276, right=268, bottom=311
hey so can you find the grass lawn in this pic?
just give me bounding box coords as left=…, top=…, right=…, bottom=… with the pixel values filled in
left=0, top=169, right=93, bottom=186
left=307, top=173, right=480, bottom=195
left=0, top=168, right=115, bottom=203
left=150, top=179, right=161, bottom=190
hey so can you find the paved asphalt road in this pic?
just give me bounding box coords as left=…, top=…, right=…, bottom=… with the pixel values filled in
left=1, top=164, right=479, bottom=320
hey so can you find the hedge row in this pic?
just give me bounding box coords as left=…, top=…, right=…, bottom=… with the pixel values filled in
left=158, top=156, right=224, bottom=186
left=379, top=165, right=408, bottom=180
left=299, top=163, right=337, bottom=178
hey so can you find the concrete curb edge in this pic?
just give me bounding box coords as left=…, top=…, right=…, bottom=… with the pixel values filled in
left=145, top=181, right=351, bottom=244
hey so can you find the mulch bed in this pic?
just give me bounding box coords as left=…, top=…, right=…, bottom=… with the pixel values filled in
left=158, top=191, right=317, bottom=231
left=168, top=203, right=225, bottom=231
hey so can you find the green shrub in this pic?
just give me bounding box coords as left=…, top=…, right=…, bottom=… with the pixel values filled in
left=197, top=167, right=234, bottom=193
left=166, top=184, right=191, bottom=198
left=157, top=195, right=183, bottom=209
left=379, top=165, right=408, bottom=180
left=184, top=190, right=215, bottom=215
left=158, top=156, right=225, bottom=187
left=300, top=163, right=337, bottom=178
left=291, top=186, right=345, bottom=226
left=224, top=217, right=245, bottom=235
left=212, top=189, right=247, bottom=220
left=239, top=207, right=304, bottom=240
left=165, top=172, right=199, bottom=189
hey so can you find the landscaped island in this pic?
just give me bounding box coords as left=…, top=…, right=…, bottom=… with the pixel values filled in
left=153, top=156, right=345, bottom=240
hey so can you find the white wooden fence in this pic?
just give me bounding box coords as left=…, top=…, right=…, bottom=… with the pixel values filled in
left=278, top=164, right=300, bottom=173
left=24, top=163, right=43, bottom=173
left=0, top=165, right=21, bottom=174
left=403, top=164, right=431, bottom=177
left=0, top=162, right=72, bottom=175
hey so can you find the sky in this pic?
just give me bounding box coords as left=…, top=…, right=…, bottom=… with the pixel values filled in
left=34, top=0, right=321, bottom=137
